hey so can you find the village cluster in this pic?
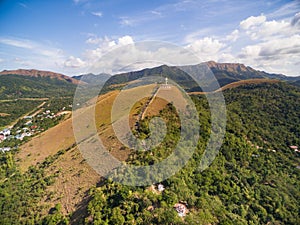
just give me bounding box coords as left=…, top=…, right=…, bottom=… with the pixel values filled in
left=0, top=107, right=70, bottom=153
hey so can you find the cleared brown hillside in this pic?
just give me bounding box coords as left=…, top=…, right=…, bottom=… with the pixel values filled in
left=143, top=85, right=189, bottom=118
left=17, top=84, right=160, bottom=218
left=16, top=116, right=75, bottom=172
left=40, top=146, right=100, bottom=218
left=16, top=90, right=125, bottom=172
left=17, top=83, right=195, bottom=172
left=94, top=84, right=157, bottom=160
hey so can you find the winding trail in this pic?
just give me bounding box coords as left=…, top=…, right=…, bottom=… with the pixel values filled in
left=135, top=84, right=160, bottom=129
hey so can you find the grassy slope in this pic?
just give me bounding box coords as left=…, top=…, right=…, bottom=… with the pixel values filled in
left=16, top=85, right=158, bottom=216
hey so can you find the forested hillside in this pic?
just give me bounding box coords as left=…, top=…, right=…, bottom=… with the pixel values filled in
left=0, top=75, right=76, bottom=99
left=80, top=82, right=300, bottom=225
left=0, top=82, right=299, bottom=224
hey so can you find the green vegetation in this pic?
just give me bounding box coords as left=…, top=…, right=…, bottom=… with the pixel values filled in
left=0, top=150, right=63, bottom=224
left=0, top=74, right=75, bottom=128
left=83, top=82, right=300, bottom=225
left=0, top=99, right=44, bottom=127
left=0, top=75, right=76, bottom=99
left=0, top=81, right=299, bottom=224
left=0, top=147, right=73, bottom=224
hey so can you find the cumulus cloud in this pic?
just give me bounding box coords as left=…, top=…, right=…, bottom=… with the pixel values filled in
left=239, top=45, right=261, bottom=58
left=86, top=37, right=102, bottom=45
left=226, top=29, right=239, bottom=42
left=185, top=37, right=227, bottom=62
left=88, top=41, right=201, bottom=74
left=181, top=12, right=300, bottom=76
left=239, top=35, right=300, bottom=60
left=228, top=12, right=300, bottom=75
left=240, top=15, right=266, bottom=29
left=238, top=34, right=300, bottom=75
left=186, top=37, right=225, bottom=54
left=64, top=56, right=86, bottom=68
left=84, top=35, right=134, bottom=62
left=118, top=35, right=134, bottom=45
left=244, top=19, right=297, bottom=41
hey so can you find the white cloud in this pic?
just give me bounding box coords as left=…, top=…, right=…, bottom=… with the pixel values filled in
left=150, top=10, right=162, bottom=16
left=184, top=28, right=215, bottom=43
left=180, top=11, right=300, bottom=76
left=243, top=19, right=298, bottom=41
left=64, top=56, right=86, bottom=68
left=86, top=37, right=102, bottom=45
left=0, top=37, right=64, bottom=58
left=240, top=45, right=261, bottom=58
left=238, top=34, right=300, bottom=75
left=185, top=37, right=225, bottom=61
left=226, top=29, right=239, bottom=42
left=0, top=38, right=34, bottom=49
left=91, top=11, right=103, bottom=17
left=118, top=35, right=134, bottom=45
left=0, top=37, right=76, bottom=74
left=84, top=35, right=135, bottom=62
left=256, top=35, right=300, bottom=57
left=240, top=15, right=266, bottom=29
left=87, top=41, right=201, bottom=74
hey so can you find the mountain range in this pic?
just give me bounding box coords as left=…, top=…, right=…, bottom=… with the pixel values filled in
left=1, top=62, right=299, bottom=92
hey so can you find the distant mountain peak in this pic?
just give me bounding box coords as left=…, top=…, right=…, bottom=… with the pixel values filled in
left=0, top=69, right=80, bottom=84
left=206, top=61, right=255, bottom=73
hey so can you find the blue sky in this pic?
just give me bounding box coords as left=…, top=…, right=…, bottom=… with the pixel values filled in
left=0, top=0, right=299, bottom=76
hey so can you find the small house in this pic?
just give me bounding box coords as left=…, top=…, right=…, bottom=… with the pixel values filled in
left=174, top=203, right=188, bottom=217
left=0, top=147, right=11, bottom=153
left=158, top=184, right=165, bottom=192
left=290, top=146, right=299, bottom=152
left=2, top=128, right=10, bottom=136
